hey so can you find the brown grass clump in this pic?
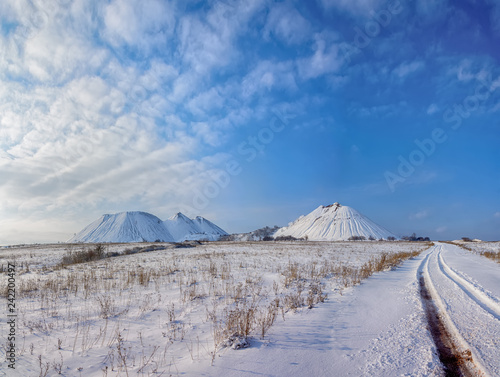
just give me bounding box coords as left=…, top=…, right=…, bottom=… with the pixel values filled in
left=59, top=244, right=107, bottom=266
left=481, top=251, right=500, bottom=263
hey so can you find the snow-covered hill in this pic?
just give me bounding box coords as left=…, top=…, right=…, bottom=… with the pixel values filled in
left=163, top=213, right=228, bottom=241
left=68, top=211, right=174, bottom=243
left=163, top=212, right=202, bottom=241
left=69, top=211, right=228, bottom=243
left=192, top=216, right=229, bottom=240
left=273, top=203, right=397, bottom=241
left=222, top=226, right=280, bottom=241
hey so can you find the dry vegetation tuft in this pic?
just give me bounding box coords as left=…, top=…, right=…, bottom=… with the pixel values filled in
left=448, top=241, right=500, bottom=264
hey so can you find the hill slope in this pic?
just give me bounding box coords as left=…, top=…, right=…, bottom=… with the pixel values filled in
left=273, top=203, right=397, bottom=241
left=163, top=212, right=202, bottom=241
left=164, top=213, right=228, bottom=241
left=192, top=216, right=229, bottom=240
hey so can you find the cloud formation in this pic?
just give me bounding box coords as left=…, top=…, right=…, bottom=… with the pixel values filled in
left=410, top=210, right=429, bottom=220
left=1, top=0, right=499, bottom=244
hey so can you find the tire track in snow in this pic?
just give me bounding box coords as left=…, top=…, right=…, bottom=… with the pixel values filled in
left=418, top=246, right=490, bottom=377
left=437, top=250, right=500, bottom=320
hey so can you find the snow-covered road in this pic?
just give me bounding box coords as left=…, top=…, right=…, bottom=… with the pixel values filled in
left=420, top=243, right=500, bottom=377
left=193, top=242, right=499, bottom=377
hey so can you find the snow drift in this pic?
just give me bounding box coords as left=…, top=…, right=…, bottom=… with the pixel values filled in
left=273, top=203, right=397, bottom=241
left=68, top=211, right=228, bottom=243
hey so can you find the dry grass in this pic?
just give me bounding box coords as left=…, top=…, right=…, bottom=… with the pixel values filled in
left=447, top=241, right=500, bottom=264
left=59, top=244, right=107, bottom=266
left=481, top=251, right=500, bottom=263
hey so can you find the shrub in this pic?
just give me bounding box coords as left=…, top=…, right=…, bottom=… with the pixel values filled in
left=348, top=236, right=366, bottom=241
left=274, top=236, right=298, bottom=241
left=60, top=244, right=107, bottom=266
left=402, top=233, right=430, bottom=241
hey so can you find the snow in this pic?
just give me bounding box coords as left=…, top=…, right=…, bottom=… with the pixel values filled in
left=67, top=211, right=174, bottom=243
left=164, top=212, right=203, bottom=241
left=422, top=243, right=500, bottom=376
left=223, top=226, right=280, bottom=241
left=164, top=213, right=228, bottom=241
left=274, top=203, right=397, bottom=241
left=0, top=241, right=498, bottom=376
left=203, top=254, right=441, bottom=377
left=190, top=216, right=228, bottom=240
left=457, top=241, right=500, bottom=257
left=69, top=211, right=228, bottom=243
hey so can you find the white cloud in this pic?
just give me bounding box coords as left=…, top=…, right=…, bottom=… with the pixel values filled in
left=427, top=103, right=439, bottom=115
left=494, top=212, right=500, bottom=218
left=0, top=215, right=77, bottom=245
left=168, top=71, right=203, bottom=104
left=177, top=1, right=265, bottom=75
left=436, top=226, right=447, bottom=233
left=0, top=0, right=108, bottom=84
left=0, top=1, right=244, bottom=245
left=488, top=1, right=500, bottom=37
left=414, top=0, right=449, bottom=23
left=263, top=3, right=311, bottom=45
left=103, top=0, right=176, bottom=51
left=25, top=29, right=108, bottom=83
left=187, top=87, right=226, bottom=117
left=352, top=101, right=408, bottom=118
left=393, top=61, right=425, bottom=79
left=455, top=59, right=476, bottom=82
left=318, top=0, right=386, bottom=17
left=140, top=60, right=179, bottom=90
left=410, top=210, right=429, bottom=220
left=67, top=76, right=126, bottom=115
left=242, top=60, right=298, bottom=98
left=192, top=122, right=226, bottom=147
left=297, top=33, right=344, bottom=80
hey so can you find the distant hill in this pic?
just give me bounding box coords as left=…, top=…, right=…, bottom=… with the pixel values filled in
left=67, top=211, right=174, bottom=243
left=68, top=211, right=227, bottom=243
left=273, top=203, right=397, bottom=241
left=164, top=213, right=228, bottom=241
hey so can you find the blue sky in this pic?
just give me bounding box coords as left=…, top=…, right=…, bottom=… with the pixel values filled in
left=1, top=0, right=499, bottom=245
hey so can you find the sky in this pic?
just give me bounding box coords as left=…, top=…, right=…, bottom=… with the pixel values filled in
left=1, top=0, right=500, bottom=245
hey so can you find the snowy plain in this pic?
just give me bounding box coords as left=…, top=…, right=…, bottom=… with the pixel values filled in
left=0, top=240, right=498, bottom=376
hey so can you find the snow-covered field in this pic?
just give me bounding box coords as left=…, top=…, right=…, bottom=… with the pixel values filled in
left=0, top=241, right=498, bottom=376
left=451, top=241, right=500, bottom=264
